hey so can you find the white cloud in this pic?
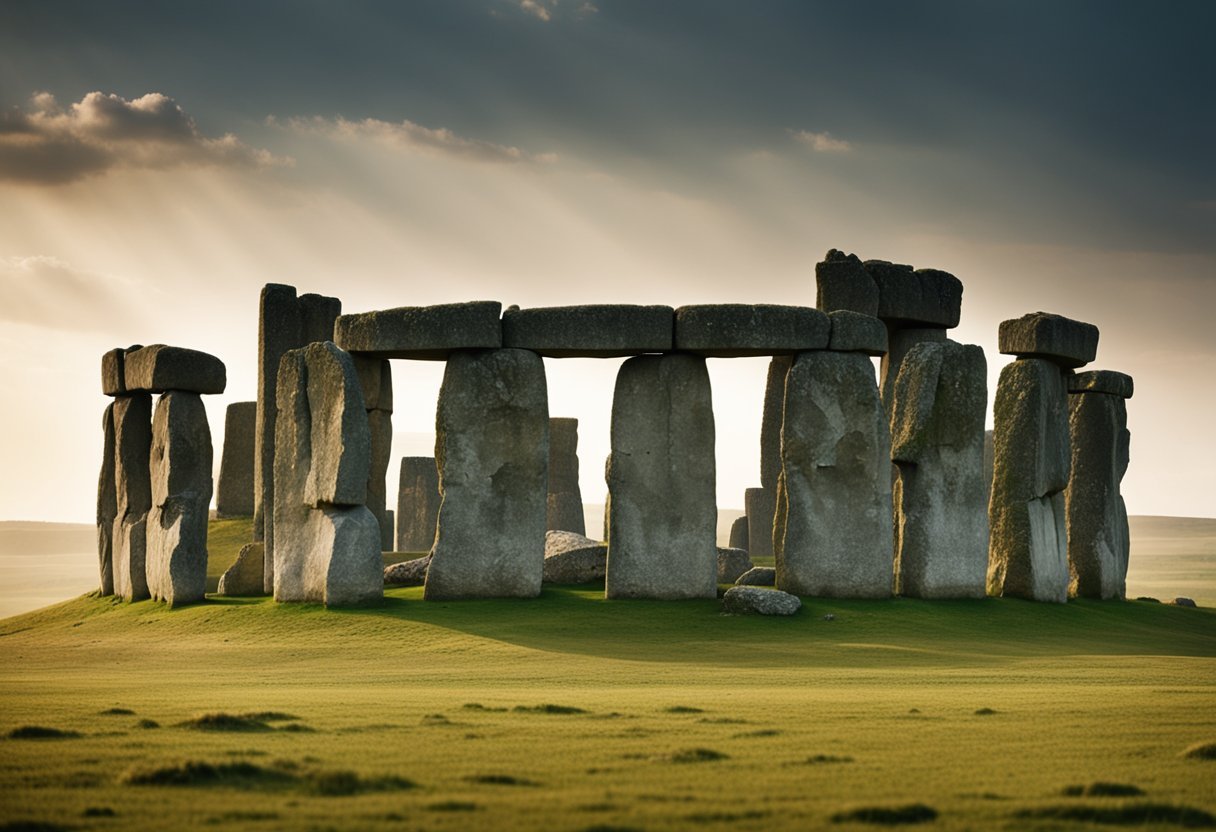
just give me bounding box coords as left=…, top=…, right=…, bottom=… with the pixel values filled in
left=0, top=256, right=148, bottom=332
left=792, top=129, right=852, bottom=153
left=0, top=91, right=290, bottom=185
left=519, top=0, right=552, bottom=21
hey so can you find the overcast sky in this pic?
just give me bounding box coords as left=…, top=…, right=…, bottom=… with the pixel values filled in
left=0, top=0, right=1212, bottom=523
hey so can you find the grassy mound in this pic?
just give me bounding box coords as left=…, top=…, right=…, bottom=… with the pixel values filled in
left=831, top=804, right=938, bottom=824
left=1015, top=803, right=1216, bottom=827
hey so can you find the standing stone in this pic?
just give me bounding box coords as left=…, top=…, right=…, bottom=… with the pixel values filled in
left=353, top=355, right=394, bottom=551
left=777, top=350, right=893, bottom=598
left=96, top=403, right=117, bottom=596
left=889, top=341, right=988, bottom=598
left=815, top=249, right=879, bottom=317
left=547, top=417, right=585, bottom=534
left=112, top=393, right=153, bottom=602
left=216, top=401, right=256, bottom=517
left=146, top=391, right=213, bottom=607
left=728, top=515, right=749, bottom=551
left=745, top=487, right=777, bottom=559
left=606, top=354, right=717, bottom=600
left=273, top=342, right=381, bottom=606
left=425, top=349, right=549, bottom=600
left=983, top=430, right=995, bottom=504
left=750, top=356, right=792, bottom=557
left=396, top=457, right=440, bottom=553
left=880, top=328, right=947, bottom=413
left=1066, top=371, right=1133, bottom=599
left=218, top=542, right=265, bottom=596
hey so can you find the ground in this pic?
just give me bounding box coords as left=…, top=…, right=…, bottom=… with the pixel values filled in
left=0, top=520, right=1214, bottom=831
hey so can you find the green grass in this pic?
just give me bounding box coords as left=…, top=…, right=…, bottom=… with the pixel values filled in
left=0, top=520, right=1214, bottom=830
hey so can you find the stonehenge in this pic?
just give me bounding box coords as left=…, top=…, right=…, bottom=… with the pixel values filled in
left=110, top=389, right=153, bottom=601
left=216, top=401, right=255, bottom=517
left=396, top=457, right=440, bottom=553
left=547, top=417, right=585, bottom=535
left=353, top=355, right=394, bottom=551
left=96, top=403, right=116, bottom=596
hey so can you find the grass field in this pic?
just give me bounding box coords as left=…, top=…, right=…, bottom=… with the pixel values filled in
left=1, top=517, right=1215, bottom=831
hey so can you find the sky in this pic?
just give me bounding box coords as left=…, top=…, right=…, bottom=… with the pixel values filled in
left=0, top=0, right=1213, bottom=524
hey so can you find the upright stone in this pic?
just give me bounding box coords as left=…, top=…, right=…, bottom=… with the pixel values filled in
left=606, top=354, right=717, bottom=600
left=146, top=391, right=213, bottom=607
left=745, top=487, right=777, bottom=558
left=396, top=457, right=440, bottom=553
left=889, top=341, right=988, bottom=598
left=216, top=401, right=256, bottom=517
left=352, top=355, right=393, bottom=551
left=547, top=417, right=585, bottom=534
left=1066, top=371, right=1133, bottom=599
left=96, top=403, right=117, bottom=595
left=273, top=342, right=381, bottom=606
left=426, top=349, right=549, bottom=600
left=777, top=350, right=893, bottom=597
left=729, top=515, right=749, bottom=551
left=815, top=249, right=879, bottom=317
left=880, top=328, right=947, bottom=412
left=751, top=356, right=792, bottom=558
left=112, top=393, right=153, bottom=602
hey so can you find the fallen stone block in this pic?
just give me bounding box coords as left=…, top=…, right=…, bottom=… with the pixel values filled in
left=543, top=530, right=606, bottom=583
left=674, top=304, right=829, bottom=357
left=335, top=301, right=502, bottom=359
left=735, top=566, right=775, bottom=586
left=998, top=311, right=1099, bottom=368
left=384, top=555, right=430, bottom=586
left=717, top=547, right=753, bottom=584
left=722, top=586, right=801, bottom=615
left=502, top=304, right=672, bottom=357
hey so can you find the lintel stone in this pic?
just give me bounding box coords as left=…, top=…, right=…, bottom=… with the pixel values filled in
left=335, top=301, right=503, bottom=360
left=674, top=304, right=829, bottom=357
left=865, top=260, right=963, bottom=328
left=828, top=310, right=888, bottom=355
left=1069, top=370, right=1133, bottom=399
left=502, top=304, right=672, bottom=357
left=998, top=311, right=1099, bottom=368
left=123, top=345, right=227, bottom=394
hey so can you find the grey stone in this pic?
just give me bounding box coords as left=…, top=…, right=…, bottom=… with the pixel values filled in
left=547, top=417, right=585, bottom=534
left=352, top=355, right=394, bottom=413
left=384, top=555, right=430, bottom=586
left=112, top=393, right=152, bottom=602
left=722, top=586, right=801, bottom=616
left=543, top=530, right=606, bottom=583
left=745, top=486, right=777, bottom=558
left=426, top=349, right=549, bottom=600
left=385, top=509, right=394, bottom=549
left=396, top=457, right=440, bottom=553
left=217, top=542, right=266, bottom=596
left=335, top=301, right=502, bottom=360
left=828, top=311, right=888, bottom=356
left=1069, top=370, right=1134, bottom=399
left=759, top=357, right=793, bottom=490
left=298, top=294, right=342, bottom=344
left=502, top=304, right=672, bottom=357
left=674, top=304, right=830, bottom=357
left=1066, top=384, right=1132, bottom=599
left=816, top=249, right=879, bottom=317
left=777, top=350, right=894, bottom=598
left=367, top=409, right=393, bottom=551
left=865, top=260, right=963, bottom=328
left=123, top=345, right=226, bottom=395
left=101, top=345, right=142, bottom=396
left=889, top=341, right=989, bottom=598
left=984, top=429, right=994, bottom=504
left=880, top=327, right=947, bottom=412
left=96, top=403, right=117, bottom=595
left=1171, top=597, right=1197, bottom=608
left=606, top=353, right=717, bottom=599
left=216, top=401, right=256, bottom=517
left=717, top=547, right=753, bottom=584
left=998, top=312, right=1099, bottom=368
left=272, top=342, right=382, bottom=606
left=728, top=515, right=749, bottom=551
left=735, top=566, right=776, bottom=586
left=988, top=358, right=1071, bottom=603
left=146, top=391, right=212, bottom=607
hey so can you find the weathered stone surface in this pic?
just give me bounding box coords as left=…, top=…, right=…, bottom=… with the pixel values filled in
left=759, top=357, right=793, bottom=490
left=352, top=355, right=393, bottom=413
left=426, top=349, right=549, bottom=600
left=298, top=294, right=342, bottom=344
left=335, top=301, right=502, bottom=360
left=728, top=515, right=749, bottom=551
left=1069, top=370, right=1134, bottom=399
left=984, top=429, right=994, bottom=504
left=218, top=542, right=266, bottom=596
left=146, top=391, right=212, bottom=607
left=216, top=401, right=256, bottom=517
left=735, top=566, right=776, bottom=586
left=384, top=555, right=430, bottom=586
left=777, top=350, right=894, bottom=598
left=101, top=345, right=142, bottom=396
left=865, top=260, right=963, bottom=328
left=816, top=249, right=879, bottom=317
left=828, top=311, right=888, bottom=356
left=123, top=345, right=226, bottom=395
left=606, top=353, right=717, bottom=599
left=272, top=342, right=381, bottom=606
left=745, top=486, right=778, bottom=558
left=717, top=547, right=753, bottom=584
left=674, top=304, right=830, bottom=357
left=112, top=393, right=152, bottom=602
left=880, top=327, right=947, bottom=412
left=396, top=457, right=440, bottom=553
left=1172, top=597, right=1197, bottom=608
left=889, top=341, right=989, bottom=598
left=544, top=530, right=607, bottom=583
left=988, top=358, right=1071, bottom=603
left=547, top=417, right=585, bottom=534
left=722, top=586, right=801, bottom=615
left=502, top=304, right=672, bottom=357
left=998, top=312, right=1099, bottom=368
left=367, top=409, right=393, bottom=550
left=1066, top=386, right=1131, bottom=599
left=385, top=510, right=394, bottom=548
left=96, top=403, right=117, bottom=595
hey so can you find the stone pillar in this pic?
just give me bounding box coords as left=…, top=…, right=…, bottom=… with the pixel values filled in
left=426, top=349, right=549, bottom=600
left=889, top=340, right=988, bottom=598
left=216, top=401, right=255, bottom=517
left=777, top=313, right=892, bottom=598
left=880, top=327, right=947, bottom=412
left=745, top=487, right=776, bottom=558
left=273, top=342, right=381, bottom=606
left=547, top=417, right=585, bottom=534
left=396, top=456, right=440, bottom=553
left=606, top=353, right=717, bottom=600
left=96, top=403, right=117, bottom=596
left=1066, top=371, right=1133, bottom=599
left=111, top=392, right=153, bottom=602
left=728, top=515, right=749, bottom=551
left=353, top=355, right=394, bottom=551
left=988, top=312, right=1099, bottom=603
left=749, top=356, right=792, bottom=557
